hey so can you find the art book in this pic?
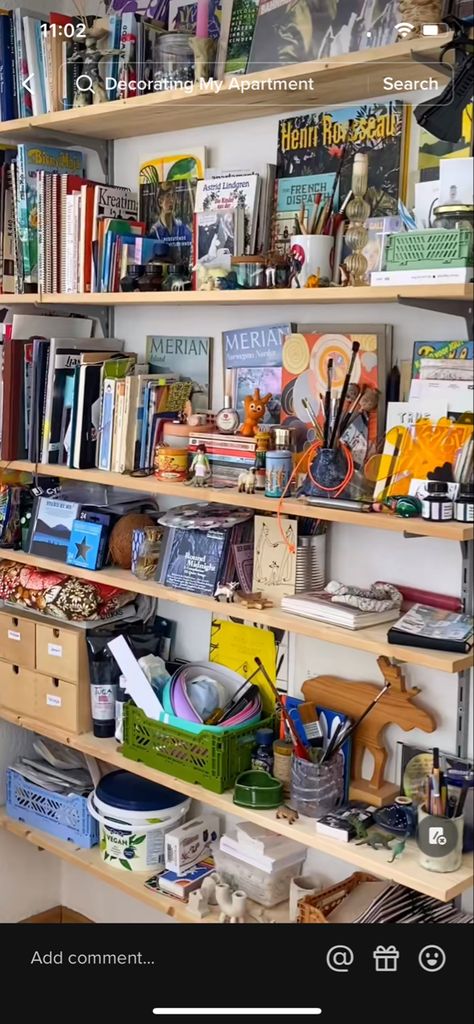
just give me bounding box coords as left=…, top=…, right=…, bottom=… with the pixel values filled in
left=160, top=527, right=228, bottom=597
left=388, top=604, right=473, bottom=654
left=411, top=340, right=474, bottom=379
left=168, top=0, right=222, bottom=38
left=209, top=617, right=276, bottom=714
left=273, top=171, right=336, bottom=249
left=247, top=0, right=400, bottom=72
left=139, top=149, right=206, bottom=188
left=194, top=209, right=245, bottom=266
left=195, top=172, right=260, bottom=253
left=223, top=321, right=294, bottom=424
left=140, top=178, right=196, bottom=267
left=224, top=0, right=259, bottom=75
left=276, top=102, right=406, bottom=217
left=252, top=514, right=297, bottom=602
left=281, top=325, right=392, bottom=457
left=17, top=145, right=84, bottom=285
left=146, top=334, right=212, bottom=412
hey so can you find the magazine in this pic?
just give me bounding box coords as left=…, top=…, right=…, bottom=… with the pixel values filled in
left=388, top=604, right=473, bottom=649
left=146, top=334, right=212, bottom=412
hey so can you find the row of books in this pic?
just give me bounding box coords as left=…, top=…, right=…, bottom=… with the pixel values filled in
left=1, top=4, right=416, bottom=124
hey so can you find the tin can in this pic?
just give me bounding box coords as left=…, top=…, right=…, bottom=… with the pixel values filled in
left=265, top=449, right=292, bottom=498
left=154, top=445, right=188, bottom=481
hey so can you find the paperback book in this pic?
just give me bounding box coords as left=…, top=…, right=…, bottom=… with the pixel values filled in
left=28, top=497, right=81, bottom=562
left=146, top=334, right=212, bottom=412
left=223, top=321, right=293, bottom=423
left=159, top=526, right=229, bottom=597
left=223, top=0, right=259, bottom=75
left=195, top=172, right=260, bottom=254
left=411, top=340, right=474, bottom=379
left=388, top=604, right=473, bottom=654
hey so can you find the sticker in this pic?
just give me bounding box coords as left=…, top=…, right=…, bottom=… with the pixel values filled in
left=48, top=643, right=63, bottom=657
left=46, top=694, right=62, bottom=707
left=7, top=630, right=21, bottom=641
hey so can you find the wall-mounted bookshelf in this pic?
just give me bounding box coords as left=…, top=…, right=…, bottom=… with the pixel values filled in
left=0, top=549, right=471, bottom=673
left=2, top=460, right=472, bottom=542
left=0, top=36, right=451, bottom=142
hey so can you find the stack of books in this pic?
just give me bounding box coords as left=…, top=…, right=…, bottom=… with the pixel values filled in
left=188, top=431, right=257, bottom=488
left=281, top=590, right=401, bottom=631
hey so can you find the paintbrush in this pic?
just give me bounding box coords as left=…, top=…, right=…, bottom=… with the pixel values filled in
left=323, top=358, right=333, bottom=447
left=298, top=702, right=324, bottom=748
left=329, top=340, right=360, bottom=447
left=309, top=192, right=322, bottom=234
left=302, top=397, right=324, bottom=441
left=254, top=657, right=311, bottom=760
left=328, top=682, right=391, bottom=759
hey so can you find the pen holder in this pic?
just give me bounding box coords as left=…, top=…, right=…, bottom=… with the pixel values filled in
left=290, top=235, right=334, bottom=285
left=290, top=751, right=344, bottom=818
left=298, top=444, right=354, bottom=500
left=417, top=804, right=464, bottom=872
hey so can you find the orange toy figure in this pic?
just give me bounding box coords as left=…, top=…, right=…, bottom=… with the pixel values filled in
left=240, top=388, right=272, bottom=437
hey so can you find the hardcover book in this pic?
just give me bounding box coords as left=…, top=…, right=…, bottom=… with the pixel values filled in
left=28, top=497, right=80, bottom=562
left=195, top=172, right=260, bottom=253
left=247, top=0, right=400, bottom=72
left=159, top=526, right=228, bottom=597
left=224, top=0, right=259, bottom=75
left=276, top=102, right=406, bottom=218
left=223, top=321, right=293, bottom=424
left=272, top=171, right=337, bottom=249
left=146, top=334, right=212, bottom=412
left=141, top=179, right=196, bottom=267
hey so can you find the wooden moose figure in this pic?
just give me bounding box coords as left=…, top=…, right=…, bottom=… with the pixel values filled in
left=302, top=656, right=436, bottom=806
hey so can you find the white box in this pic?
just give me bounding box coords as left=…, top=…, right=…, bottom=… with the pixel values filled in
left=439, top=157, right=473, bottom=206
left=165, top=815, right=220, bottom=874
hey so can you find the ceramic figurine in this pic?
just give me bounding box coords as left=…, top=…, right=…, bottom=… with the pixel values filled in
left=238, top=467, right=257, bottom=494
left=214, top=580, right=239, bottom=603
left=187, top=889, right=210, bottom=918
left=71, top=22, right=123, bottom=107
left=215, top=882, right=247, bottom=924
left=189, top=444, right=211, bottom=486
left=200, top=873, right=221, bottom=906
left=240, top=388, right=272, bottom=437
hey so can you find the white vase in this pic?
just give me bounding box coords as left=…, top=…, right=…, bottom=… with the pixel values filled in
left=289, top=875, right=321, bottom=922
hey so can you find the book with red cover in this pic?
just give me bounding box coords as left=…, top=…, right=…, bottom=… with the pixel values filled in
left=1, top=338, right=27, bottom=459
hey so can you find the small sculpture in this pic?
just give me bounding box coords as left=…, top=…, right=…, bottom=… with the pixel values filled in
left=387, top=838, right=407, bottom=863
left=215, top=882, right=247, bottom=924
left=234, top=591, right=274, bottom=610
left=240, top=388, right=272, bottom=437
left=187, top=889, right=210, bottom=918
left=200, top=872, right=221, bottom=906
left=356, top=831, right=393, bottom=850
left=214, top=580, right=239, bottom=603
left=189, top=444, right=211, bottom=487
left=70, top=21, right=123, bottom=108
left=238, top=467, right=257, bottom=494
left=276, top=805, right=299, bottom=825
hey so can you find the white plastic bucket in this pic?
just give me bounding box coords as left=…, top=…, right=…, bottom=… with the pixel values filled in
left=88, top=774, right=190, bottom=873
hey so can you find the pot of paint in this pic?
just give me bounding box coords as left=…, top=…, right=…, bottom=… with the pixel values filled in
left=265, top=449, right=292, bottom=498
left=155, top=444, right=189, bottom=481
left=87, top=770, right=190, bottom=872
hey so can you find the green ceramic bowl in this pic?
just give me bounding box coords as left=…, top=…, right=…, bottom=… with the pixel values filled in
left=233, top=770, right=283, bottom=809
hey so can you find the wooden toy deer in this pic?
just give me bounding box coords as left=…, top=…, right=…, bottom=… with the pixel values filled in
left=302, top=656, right=436, bottom=806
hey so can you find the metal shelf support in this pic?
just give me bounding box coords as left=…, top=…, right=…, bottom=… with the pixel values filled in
left=397, top=295, right=473, bottom=333
left=457, top=540, right=473, bottom=758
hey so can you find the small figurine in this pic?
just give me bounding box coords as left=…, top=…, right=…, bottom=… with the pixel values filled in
left=288, top=245, right=305, bottom=288
left=306, top=271, right=320, bottom=287
left=234, top=591, right=274, bottom=610
left=238, top=467, right=257, bottom=494
left=214, top=580, right=239, bottom=603
left=276, top=805, right=299, bottom=825
left=215, top=882, right=247, bottom=924
left=265, top=264, right=277, bottom=288
left=189, top=444, right=211, bottom=487
left=387, top=838, right=407, bottom=863
left=187, top=889, right=210, bottom=918
left=70, top=21, right=123, bottom=108
left=356, top=831, right=393, bottom=850
left=240, top=388, right=272, bottom=437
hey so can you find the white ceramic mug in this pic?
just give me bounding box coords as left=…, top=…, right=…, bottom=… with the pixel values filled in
left=417, top=805, right=464, bottom=873
left=290, top=234, right=334, bottom=287
left=289, top=874, right=321, bottom=922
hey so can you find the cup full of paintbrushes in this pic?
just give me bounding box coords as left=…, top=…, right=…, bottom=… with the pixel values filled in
left=290, top=234, right=334, bottom=286
left=290, top=749, right=344, bottom=818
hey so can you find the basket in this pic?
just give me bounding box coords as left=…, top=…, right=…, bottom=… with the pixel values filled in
left=297, top=871, right=379, bottom=923
left=122, top=704, right=275, bottom=794
left=384, top=228, right=473, bottom=270
left=6, top=768, right=99, bottom=848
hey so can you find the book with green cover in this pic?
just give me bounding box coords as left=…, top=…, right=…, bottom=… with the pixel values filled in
left=224, top=0, right=259, bottom=75
left=17, top=144, right=84, bottom=285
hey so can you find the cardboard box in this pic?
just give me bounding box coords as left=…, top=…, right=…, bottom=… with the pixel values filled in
left=0, top=613, right=36, bottom=669
left=165, top=815, right=220, bottom=874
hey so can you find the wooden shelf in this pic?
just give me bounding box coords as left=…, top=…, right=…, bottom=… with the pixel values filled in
left=0, top=36, right=452, bottom=142
left=0, top=710, right=471, bottom=903
left=2, top=460, right=473, bottom=542
left=0, top=548, right=471, bottom=672
left=0, top=284, right=471, bottom=307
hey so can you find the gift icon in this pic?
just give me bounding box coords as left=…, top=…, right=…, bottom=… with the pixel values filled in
left=373, top=945, right=399, bottom=972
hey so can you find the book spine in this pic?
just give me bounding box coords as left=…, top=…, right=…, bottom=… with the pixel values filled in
left=23, top=17, right=43, bottom=117
left=37, top=170, right=44, bottom=293
left=13, top=12, right=32, bottom=119
left=98, top=380, right=115, bottom=471
left=0, top=14, right=18, bottom=121
left=111, top=379, right=126, bottom=472
left=64, top=194, right=76, bottom=293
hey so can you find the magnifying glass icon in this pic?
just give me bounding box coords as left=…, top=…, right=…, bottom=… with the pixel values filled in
left=76, top=74, right=94, bottom=93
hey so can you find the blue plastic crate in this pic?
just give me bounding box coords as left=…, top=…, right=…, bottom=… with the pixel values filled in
left=6, top=768, right=99, bottom=848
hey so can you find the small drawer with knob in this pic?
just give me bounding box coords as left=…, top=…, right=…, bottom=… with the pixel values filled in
left=0, top=613, right=36, bottom=669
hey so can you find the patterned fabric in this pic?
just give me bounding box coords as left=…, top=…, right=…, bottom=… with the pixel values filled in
left=0, top=562, right=136, bottom=622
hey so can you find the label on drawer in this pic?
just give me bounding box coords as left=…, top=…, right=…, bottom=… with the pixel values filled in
left=46, top=694, right=62, bottom=707
left=48, top=643, right=63, bottom=657
left=7, top=630, right=21, bottom=641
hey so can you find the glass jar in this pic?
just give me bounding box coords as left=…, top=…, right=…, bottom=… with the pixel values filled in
left=421, top=481, right=453, bottom=522
left=153, top=32, right=195, bottom=88
left=454, top=482, right=474, bottom=523
left=432, top=205, right=474, bottom=231
left=290, top=751, right=344, bottom=818
left=254, top=431, right=270, bottom=490
left=269, top=426, right=296, bottom=451
left=251, top=728, right=274, bottom=773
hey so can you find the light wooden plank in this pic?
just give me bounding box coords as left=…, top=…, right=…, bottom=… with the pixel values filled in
left=0, top=549, right=471, bottom=672
left=0, top=35, right=452, bottom=141
left=2, top=460, right=472, bottom=541
left=0, top=714, right=471, bottom=902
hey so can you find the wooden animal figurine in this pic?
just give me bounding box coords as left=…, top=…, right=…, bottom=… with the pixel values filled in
left=214, top=580, right=239, bottom=603
left=238, top=467, right=257, bottom=494
left=234, top=591, right=274, bottom=610
left=302, top=656, right=436, bottom=807
left=240, top=388, right=272, bottom=437
left=276, top=805, right=299, bottom=825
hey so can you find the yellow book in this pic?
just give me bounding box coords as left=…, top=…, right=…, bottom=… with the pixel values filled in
left=210, top=618, right=276, bottom=715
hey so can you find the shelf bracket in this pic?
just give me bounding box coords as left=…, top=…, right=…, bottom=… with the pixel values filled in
left=0, top=126, right=110, bottom=177
left=456, top=540, right=473, bottom=759
left=397, top=295, right=473, bottom=332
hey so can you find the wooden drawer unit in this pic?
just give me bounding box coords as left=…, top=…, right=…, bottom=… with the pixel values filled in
left=36, top=623, right=87, bottom=684
left=0, top=613, right=36, bottom=669
left=0, top=660, right=91, bottom=734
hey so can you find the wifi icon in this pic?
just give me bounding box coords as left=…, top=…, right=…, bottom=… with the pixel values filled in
left=396, top=21, right=415, bottom=37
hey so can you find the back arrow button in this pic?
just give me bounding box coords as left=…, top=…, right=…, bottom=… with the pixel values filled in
left=22, top=74, right=35, bottom=94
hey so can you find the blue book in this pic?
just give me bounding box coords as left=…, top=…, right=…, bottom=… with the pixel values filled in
left=98, top=380, right=115, bottom=471
left=0, top=13, right=18, bottom=121
left=67, top=520, right=106, bottom=570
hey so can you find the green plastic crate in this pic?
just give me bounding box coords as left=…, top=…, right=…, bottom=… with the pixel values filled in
left=384, top=228, right=473, bottom=270
left=122, top=704, right=274, bottom=794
